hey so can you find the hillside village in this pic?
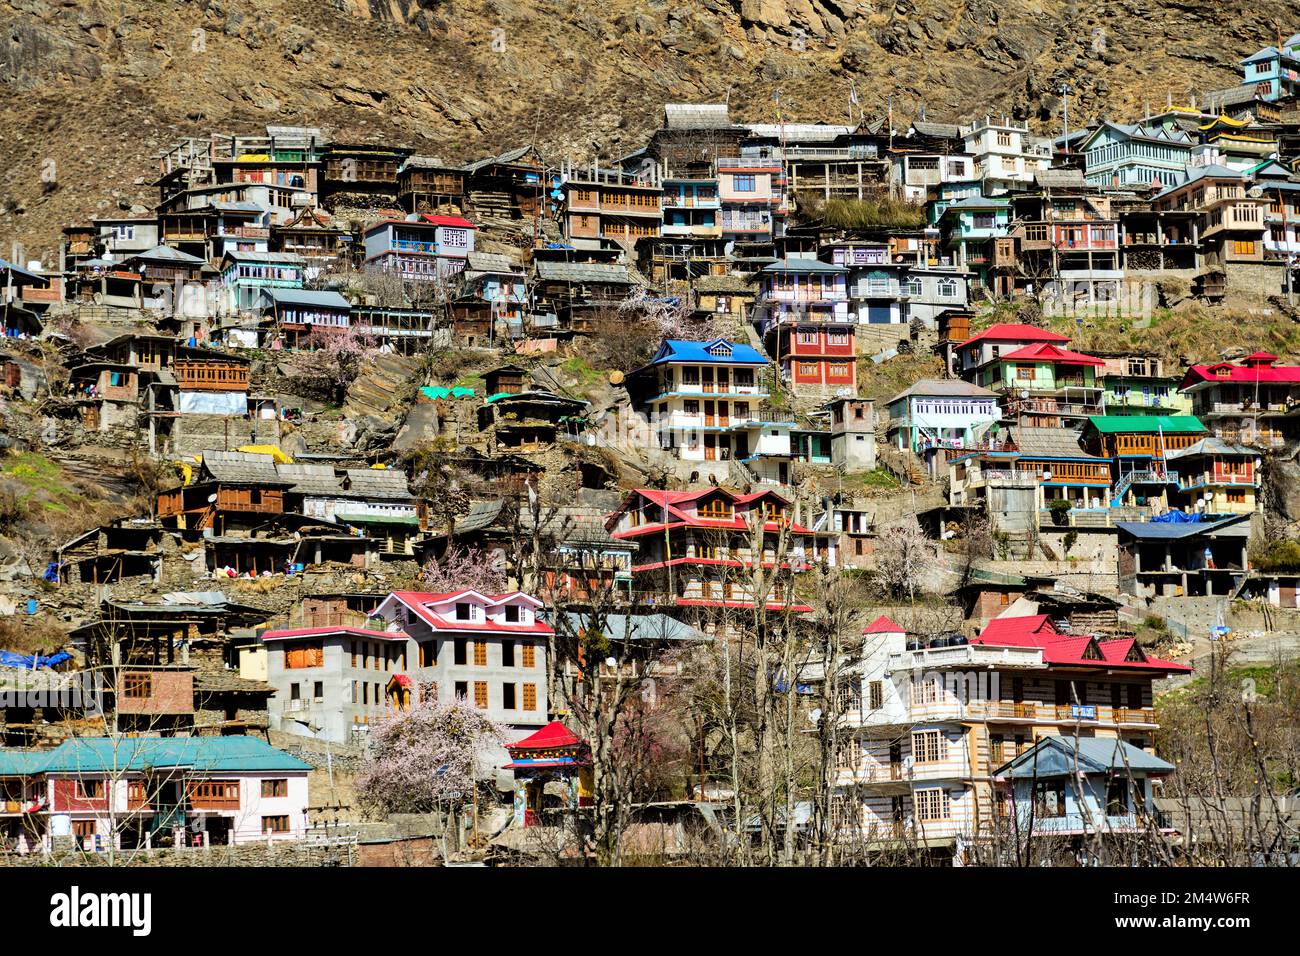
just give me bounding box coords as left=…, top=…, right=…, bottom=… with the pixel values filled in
left=1, top=32, right=1300, bottom=866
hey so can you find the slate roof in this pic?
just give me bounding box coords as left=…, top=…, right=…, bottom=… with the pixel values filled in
left=1164, top=438, right=1259, bottom=459
left=552, top=612, right=710, bottom=643
left=887, top=379, right=998, bottom=403
left=199, top=451, right=292, bottom=486
left=259, top=288, right=352, bottom=310
left=909, top=121, right=962, bottom=139
left=533, top=260, right=640, bottom=284
left=1033, top=168, right=1089, bottom=189
left=1011, top=426, right=1101, bottom=460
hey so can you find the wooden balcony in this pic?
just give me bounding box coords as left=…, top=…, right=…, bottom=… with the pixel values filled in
left=188, top=780, right=240, bottom=810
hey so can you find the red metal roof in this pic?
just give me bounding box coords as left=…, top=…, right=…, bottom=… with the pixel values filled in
left=972, top=615, right=1191, bottom=672
left=507, top=721, right=583, bottom=752
left=260, top=626, right=407, bottom=643
left=863, top=614, right=904, bottom=635
left=420, top=214, right=477, bottom=229
left=958, top=324, right=1071, bottom=348
left=384, top=590, right=553, bottom=635
left=998, top=342, right=1105, bottom=367
left=1181, top=355, right=1300, bottom=386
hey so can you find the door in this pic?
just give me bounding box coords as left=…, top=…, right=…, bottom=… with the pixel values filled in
left=704, top=434, right=717, bottom=460
left=734, top=434, right=749, bottom=459
left=702, top=367, right=715, bottom=393
left=868, top=303, right=892, bottom=324
left=704, top=401, right=716, bottom=427
left=717, top=401, right=729, bottom=426
left=717, top=368, right=730, bottom=391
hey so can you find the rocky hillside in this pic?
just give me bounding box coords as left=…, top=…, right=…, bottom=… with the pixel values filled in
left=1, top=0, right=1295, bottom=261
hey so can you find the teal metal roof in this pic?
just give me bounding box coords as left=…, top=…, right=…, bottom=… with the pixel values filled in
left=31, top=737, right=312, bottom=775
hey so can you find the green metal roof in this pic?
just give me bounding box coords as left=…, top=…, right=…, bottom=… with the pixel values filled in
left=336, top=513, right=420, bottom=526
left=1086, top=415, right=1206, bottom=434
left=30, top=736, right=312, bottom=775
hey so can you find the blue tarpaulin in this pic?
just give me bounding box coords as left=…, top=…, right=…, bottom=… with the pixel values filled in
left=0, top=650, right=71, bottom=669
left=1151, top=510, right=1202, bottom=523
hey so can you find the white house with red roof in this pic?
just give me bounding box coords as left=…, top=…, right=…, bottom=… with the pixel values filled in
left=833, top=612, right=1189, bottom=858
left=606, top=486, right=835, bottom=615
left=261, top=589, right=551, bottom=744
left=362, top=213, right=476, bottom=282
left=370, top=589, right=551, bottom=740
left=1178, top=351, right=1300, bottom=449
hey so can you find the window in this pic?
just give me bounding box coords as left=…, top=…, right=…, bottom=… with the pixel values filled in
left=261, top=779, right=288, bottom=798
left=733, top=174, right=756, bottom=192
left=522, top=643, right=536, bottom=668
left=868, top=680, right=883, bottom=710
left=263, top=815, right=290, bottom=834
left=1033, top=780, right=1067, bottom=818
left=1233, top=240, right=1257, bottom=256
left=75, top=779, right=105, bottom=800
left=122, top=673, right=152, bottom=699
left=523, top=683, right=538, bottom=710
left=284, top=640, right=324, bottom=669
left=454, top=680, right=468, bottom=700
left=1128, top=684, right=1143, bottom=710
left=504, top=604, right=521, bottom=623
left=454, top=638, right=467, bottom=665
left=455, top=602, right=473, bottom=621
left=473, top=641, right=488, bottom=667
left=420, top=641, right=437, bottom=667
left=473, top=681, right=489, bottom=708
left=502, top=683, right=517, bottom=709
left=912, top=730, right=947, bottom=764
left=937, top=279, right=958, bottom=298
left=290, top=683, right=301, bottom=701
left=973, top=212, right=996, bottom=229
left=914, top=788, right=951, bottom=821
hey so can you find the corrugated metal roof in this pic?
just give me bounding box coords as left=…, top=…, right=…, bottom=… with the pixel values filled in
left=260, top=288, right=352, bottom=309
left=664, top=103, right=732, bottom=129
left=998, top=735, right=1174, bottom=778
left=1086, top=415, right=1206, bottom=434
left=888, top=379, right=998, bottom=403
left=38, top=736, right=312, bottom=774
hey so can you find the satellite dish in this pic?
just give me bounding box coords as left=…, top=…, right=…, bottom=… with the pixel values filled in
left=605, top=656, right=617, bottom=669
left=808, top=708, right=822, bottom=725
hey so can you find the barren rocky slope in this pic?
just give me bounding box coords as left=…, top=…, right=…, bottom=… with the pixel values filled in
left=1, top=0, right=1295, bottom=262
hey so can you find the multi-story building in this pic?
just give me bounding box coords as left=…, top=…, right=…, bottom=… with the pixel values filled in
left=625, top=337, right=800, bottom=484
left=885, top=379, right=1000, bottom=477
left=362, top=215, right=477, bottom=283
left=1008, top=184, right=1122, bottom=314
left=1152, top=166, right=1269, bottom=298
left=960, top=116, right=1052, bottom=194
left=937, top=197, right=1012, bottom=288
left=1080, top=122, right=1195, bottom=189
left=957, top=325, right=1105, bottom=429
left=562, top=167, right=663, bottom=248
left=1238, top=36, right=1300, bottom=102
left=754, top=259, right=855, bottom=396
left=1081, top=414, right=1208, bottom=509
left=888, top=151, right=976, bottom=203
left=660, top=175, right=721, bottom=239
left=606, top=487, right=834, bottom=613
left=263, top=590, right=553, bottom=745
left=834, top=613, right=1190, bottom=857
left=1095, top=352, right=1192, bottom=416
left=1178, top=352, right=1300, bottom=449
left=717, top=153, right=787, bottom=242
left=1166, top=437, right=1262, bottom=515
left=219, top=250, right=304, bottom=314
left=948, top=425, right=1113, bottom=517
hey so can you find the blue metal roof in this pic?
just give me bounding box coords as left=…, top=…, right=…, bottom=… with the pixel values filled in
left=998, top=735, right=1174, bottom=778
left=647, top=338, right=768, bottom=366
left=1115, top=516, right=1245, bottom=539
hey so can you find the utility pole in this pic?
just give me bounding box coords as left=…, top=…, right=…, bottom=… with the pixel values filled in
left=1058, top=84, right=1075, bottom=154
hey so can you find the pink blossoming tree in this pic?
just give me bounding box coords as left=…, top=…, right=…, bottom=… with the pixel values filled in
left=356, top=684, right=507, bottom=815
